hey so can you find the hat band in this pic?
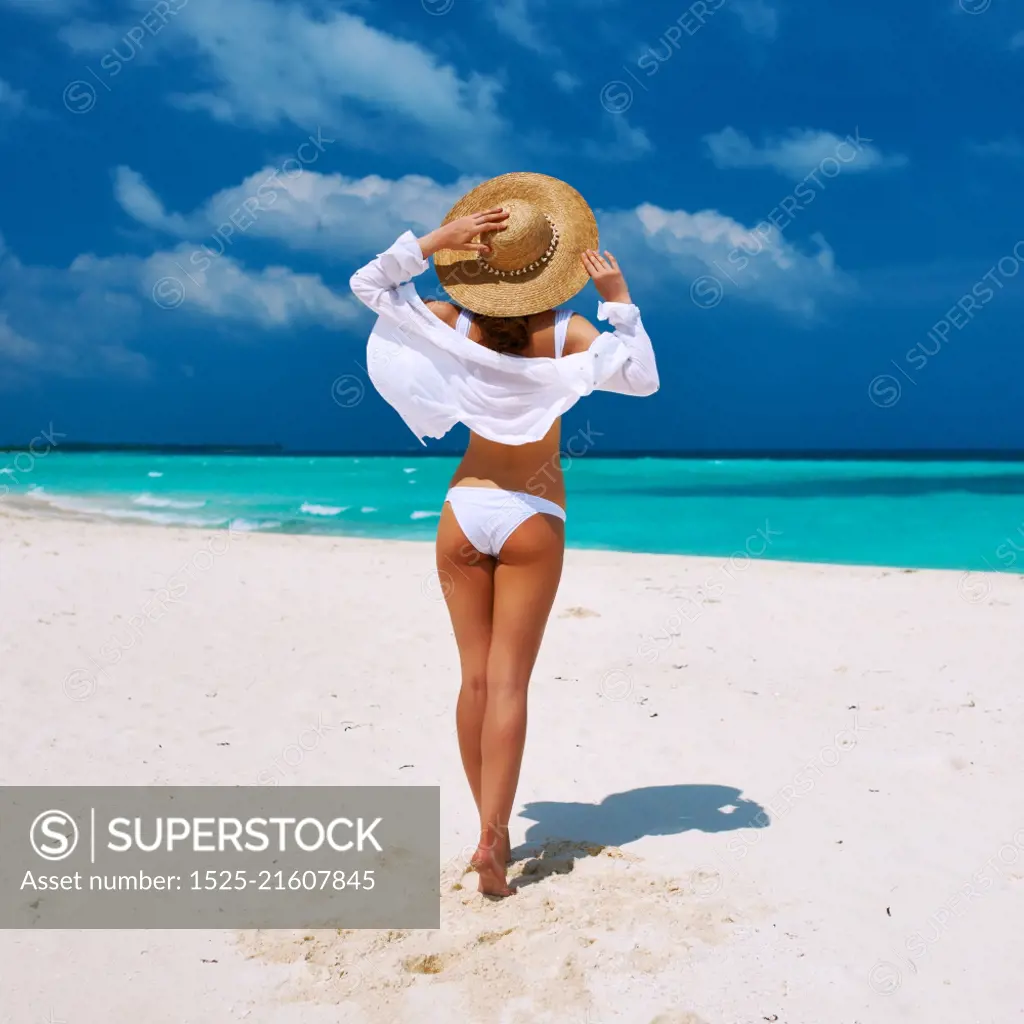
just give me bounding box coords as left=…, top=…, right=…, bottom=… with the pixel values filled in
left=476, top=214, right=560, bottom=279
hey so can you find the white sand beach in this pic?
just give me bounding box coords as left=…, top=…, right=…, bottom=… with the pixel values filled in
left=2, top=503, right=1022, bottom=1024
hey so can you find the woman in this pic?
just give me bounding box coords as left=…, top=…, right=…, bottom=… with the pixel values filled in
left=350, top=173, right=659, bottom=896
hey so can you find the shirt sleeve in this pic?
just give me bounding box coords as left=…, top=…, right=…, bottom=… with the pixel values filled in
left=349, top=231, right=430, bottom=320
left=593, top=301, right=660, bottom=397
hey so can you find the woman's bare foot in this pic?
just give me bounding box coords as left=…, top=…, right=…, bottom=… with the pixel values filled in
left=468, top=825, right=512, bottom=865
left=470, top=843, right=514, bottom=897
left=469, top=825, right=515, bottom=897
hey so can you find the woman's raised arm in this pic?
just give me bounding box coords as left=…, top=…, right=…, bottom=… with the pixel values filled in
left=348, top=230, right=431, bottom=320
left=349, top=209, right=509, bottom=321
left=564, top=250, right=660, bottom=397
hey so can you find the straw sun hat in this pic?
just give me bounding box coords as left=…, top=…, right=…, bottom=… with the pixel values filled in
left=433, top=172, right=599, bottom=317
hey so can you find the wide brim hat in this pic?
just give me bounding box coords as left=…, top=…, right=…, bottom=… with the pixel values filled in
left=433, top=172, right=599, bottom=317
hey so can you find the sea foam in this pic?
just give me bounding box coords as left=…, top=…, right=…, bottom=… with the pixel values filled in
left=300, top=503, right=348, bottom=517
left=132, top=493, right=206, bottom=510
left=228, top=518, right=282, bottom=532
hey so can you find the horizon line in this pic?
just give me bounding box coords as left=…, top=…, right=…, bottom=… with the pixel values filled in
left=4, top=443, right=1024, bottom=461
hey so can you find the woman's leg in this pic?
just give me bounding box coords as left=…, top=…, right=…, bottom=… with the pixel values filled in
left=474, top=512, right=565, bottom=895
left=436, top=505, right=494, bottom=817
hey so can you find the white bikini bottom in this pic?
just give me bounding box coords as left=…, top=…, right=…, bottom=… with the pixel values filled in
left=444, top=487, right=566, bottom=558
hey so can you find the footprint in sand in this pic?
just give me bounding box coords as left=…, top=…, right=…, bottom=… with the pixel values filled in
left=559, top=606, right=601, bottom=618
left=402, top=952, right=453, bottom=974
left=238, top=843, right=742, bottom=1022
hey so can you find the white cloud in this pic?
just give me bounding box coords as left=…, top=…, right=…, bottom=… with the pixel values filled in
left=114, top=165, right=482, bottom=255
left=731, top=0, right=778, bottom=39
left=52, top=2, right=623, bottom=172
left=8, top=147, right=850, bottom=384
left=599, top=202, right=849, bottom=318
left=0, top=223, right=360, bottom=380
left=143, top=245, right=359, bottom=328
left=553, top=70, right=581, bottom=93
left=489, top=0, right=557, bottom=56
left=0, top=313, right=44, bottom=364
left=583, top=113, right=653, bottom=162
left=704, top=127, right=908, bottom=179
left=113, top=166, right=193, bottom=235
left=57, top=18, right=135, bottom=53
left=117, top=162, right=838, bottom=321
left=0, top=308, right=145, bottom=389
left=161, top=0, right=507, bottom=168
left=0, top=232, right=141, bottom=375
left=0, top=78, right=28, bottom=116
left=0, top=0, right=86, bottom=14
left=968, top=136, right=1024, bottom=159
left=0, top=239, right=149, bottom=379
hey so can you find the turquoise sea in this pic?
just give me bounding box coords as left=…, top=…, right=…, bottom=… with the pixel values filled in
left=4, top=452, right=1024, bottom=572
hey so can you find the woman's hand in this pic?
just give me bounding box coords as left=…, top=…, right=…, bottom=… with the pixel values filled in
left=418, top=208, right=510, bottom=259
left=582, top=250, right=631, bottom=304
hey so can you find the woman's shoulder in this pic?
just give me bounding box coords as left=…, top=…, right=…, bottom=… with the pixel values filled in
left=562, top=311, right=600, bottom=355
left=524, top=308, right=593, bottom=330
left=424, top=300, right=461, bottom=327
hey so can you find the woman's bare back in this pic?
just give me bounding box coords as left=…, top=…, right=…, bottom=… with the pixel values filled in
left=424, top=301, right=601, bottom=501
left=424, top=301, right=598, bottom=359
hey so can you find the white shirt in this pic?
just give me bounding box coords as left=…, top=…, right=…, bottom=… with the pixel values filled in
left=349, top=230, right=659, bottom=445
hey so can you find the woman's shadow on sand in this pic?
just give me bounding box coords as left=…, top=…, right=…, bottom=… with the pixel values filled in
left=510, top=784, right=767, bottom=888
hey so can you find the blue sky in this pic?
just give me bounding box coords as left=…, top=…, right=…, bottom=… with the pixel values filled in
left=1, top=0, right=1023, bottom=452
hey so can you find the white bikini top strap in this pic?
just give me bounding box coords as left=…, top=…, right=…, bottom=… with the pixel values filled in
left=456, top=308, right=473, bottom=336
left=554, top=309, right=573, bottom=358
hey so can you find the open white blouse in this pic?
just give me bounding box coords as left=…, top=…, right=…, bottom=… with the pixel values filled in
left=349, top=230, right=659, bottom=445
